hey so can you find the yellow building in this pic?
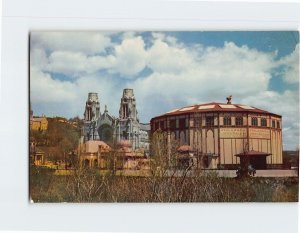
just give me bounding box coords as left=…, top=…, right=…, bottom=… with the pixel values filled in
left=29, top=140, right=45, bottom=166
left=151, top=97, right=282, bottom=170
left=31, top=117, right=48, bottom=131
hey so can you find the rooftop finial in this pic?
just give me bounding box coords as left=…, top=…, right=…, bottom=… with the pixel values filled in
left=104, top=104, right=108, bottom=112
left=226, top=95, right=232, bottom=104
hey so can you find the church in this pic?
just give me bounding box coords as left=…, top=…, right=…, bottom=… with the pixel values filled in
left=81, top=89, right=150, bottom=152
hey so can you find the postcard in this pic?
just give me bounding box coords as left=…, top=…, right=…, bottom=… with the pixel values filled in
left=29, top=31, right=299, bottom=202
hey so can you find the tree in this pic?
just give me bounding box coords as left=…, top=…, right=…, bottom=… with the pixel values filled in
left=148, top=129, right=197, bottom=202
left=30, top=119, right=81, bottom=163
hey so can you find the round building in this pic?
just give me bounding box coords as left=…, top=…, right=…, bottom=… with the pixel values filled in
left=150, top=97, right=282, bottom=170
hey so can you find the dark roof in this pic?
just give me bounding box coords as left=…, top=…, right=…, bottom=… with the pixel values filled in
left=235, top=150, right=271, bottom=157
left=152, top=102, right=281, bottom=119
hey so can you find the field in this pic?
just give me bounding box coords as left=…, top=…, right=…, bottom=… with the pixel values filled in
left=30, top=166, right=298, bottom=202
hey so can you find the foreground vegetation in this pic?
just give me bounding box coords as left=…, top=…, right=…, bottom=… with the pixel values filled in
left=30, top=166, right=298, bottom=202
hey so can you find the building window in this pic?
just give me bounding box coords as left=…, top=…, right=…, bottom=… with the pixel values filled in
left=179, top=118, right=185, bottom=128
left=277, top=121, right=280, bottom=129
left=224, top=117, right=231, bottom=126
left=261, top=118, right=267, bottom=127
left=235, top=117, right=243, bottom=126
left=251, top=117, right=258, bottom=126
left=170, top=120, right=176, bottom=129
left=195, top=117, right=202, bottom=128
left=186, top=118, right=189, bottom=128
left=160, top=121, right=164, bottom=130
left=272, top=120, right=275, bottom=128
left=206, top=116, right=214, bottom=127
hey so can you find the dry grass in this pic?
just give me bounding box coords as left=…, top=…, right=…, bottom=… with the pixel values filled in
left=30, top=166, right=298, bottom=202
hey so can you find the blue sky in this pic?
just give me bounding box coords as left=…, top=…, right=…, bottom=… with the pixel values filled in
left=30, top=31, right=299, bottom=149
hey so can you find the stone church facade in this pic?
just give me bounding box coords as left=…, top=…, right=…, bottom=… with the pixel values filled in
left=82, top=89, right=150, bottom=152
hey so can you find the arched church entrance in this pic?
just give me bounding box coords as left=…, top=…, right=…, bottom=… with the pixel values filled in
left=98, top=124, right=113, bottom=144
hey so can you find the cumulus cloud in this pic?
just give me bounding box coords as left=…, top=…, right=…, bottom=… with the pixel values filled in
left=30, top=67, right=76, bottom=103
left=46, top=51, right=116, bottom=77
left=152, top=32, right=179, bottom=46
left=132, top=40, right=276, bottom=116
left=110, top=36, right=147, bottom=76
left=147, top=38, right=194, bottom=73
left=30, top=48, right=48, bottom=70
left=31, top=32, right=112, bottom=55
left=277, top=43, right=299, bottom=84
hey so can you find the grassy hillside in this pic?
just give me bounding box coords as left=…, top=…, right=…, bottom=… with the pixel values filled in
left=30, top=117, right=82, bottom=162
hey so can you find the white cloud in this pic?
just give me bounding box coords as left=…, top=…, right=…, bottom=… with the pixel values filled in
left=31, top=32, right=112, bottom=55
left=30, top=32, right=116, bottom=78
left=121, top=31, right=138, bottom=39
left=111, top=36, right=147, bottom=76
left=30, top=68, right=76, bottom=103
left=277, top=43, right=299, bottom=84
left=46, top=51, right=116, bottom=77
left=32, top=35, right=148, bottom=78
left=151, top=32, right=178, bottom=46
left=30, top=48, right=48, bottom=70
left=133, top=40, right=276, bottom=109
left=147, top=38, right=194, bottom=73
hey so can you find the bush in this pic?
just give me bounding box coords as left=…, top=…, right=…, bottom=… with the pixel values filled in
left=30, top=167, right=299, bottom=202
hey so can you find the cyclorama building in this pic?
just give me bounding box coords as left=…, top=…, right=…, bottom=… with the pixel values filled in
left=150, top=97, right=282, bottom=170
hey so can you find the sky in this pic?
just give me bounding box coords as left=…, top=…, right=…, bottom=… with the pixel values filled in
left=30, top=31, right=299, bottom=150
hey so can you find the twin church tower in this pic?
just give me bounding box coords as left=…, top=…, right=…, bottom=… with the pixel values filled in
left=82, top=89, right=149, bottom=151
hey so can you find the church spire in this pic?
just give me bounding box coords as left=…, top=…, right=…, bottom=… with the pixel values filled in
left=84, top=92, right=100, bottom=121
left=119, top=88, right=138, bottom=121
